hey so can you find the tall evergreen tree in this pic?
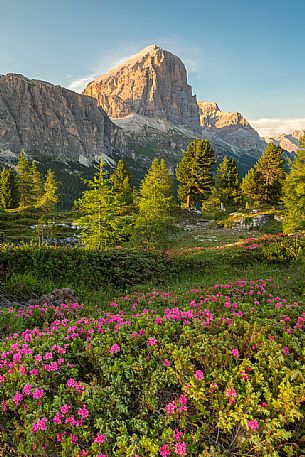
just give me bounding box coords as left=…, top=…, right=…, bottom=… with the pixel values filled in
left=0, top=168, right=13, bottom=209
left=242, top=143, right=286, bottom=206
left=75, top=161, right=127, bottom=249
left=216, top=156, right=242, bottom=209
left=282, top=134, right=305, bottom=233
left=39, top=169, right=59, bottom=210
left=134, top=159, right=174, bottom=244
left=16, top=151, right=32, bottom=208
left=30, top=160, right=43, bottom=206
left=110, top=160, right=133, bottom=207
left=176, top=139, right=215, bottom=208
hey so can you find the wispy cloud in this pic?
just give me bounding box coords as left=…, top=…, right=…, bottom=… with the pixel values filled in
left=67, top=74, right=96, bottom=93
left=249, top=118, right=305, bottom=137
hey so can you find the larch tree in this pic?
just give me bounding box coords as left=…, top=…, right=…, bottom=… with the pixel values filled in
left=110, top=159, right=133, bottom=208
left=16, top=151, right=32, bottom=208
left=75, top=161, right=127, bottom=249
left=176, top=139, right=215, bottom=208
left=282, top=134, right=305, bottom=233
left=215, top=156, right=242, bottom=209
left=134, top=158, right=174, bottom=244
left=39, top=169, right=59, bottom=211
left=30, top=160, right=43, bottom=206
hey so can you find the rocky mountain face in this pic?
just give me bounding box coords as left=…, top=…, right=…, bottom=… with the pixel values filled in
left=266, top=131, right=304, bottom=153
left=83, top=45, right=201, bottom=134
left=0, top=73, right=125, bottom=165
left=198, top=101, right=266, bottom=154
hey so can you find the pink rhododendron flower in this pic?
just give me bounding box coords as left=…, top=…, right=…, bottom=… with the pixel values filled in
left=148, top=338, right=157, bottom=346
left=60, top=404, right=70, bottom=414
left=32, top=388, right=44, bottom=399
left=247, top=419, right=259, bottom=430
left=77, top=404, right=89, bottom=419
left=231, top=348, right=239, bottom=357
left=164, top=359, right=171, bottom=367
left=174, top=441, right=187, bottom=455
left=160, top=444, right=171, bottom=457
left=165, top=401, right=177, bottom=414
left=94, top=433, right=105, bottom=443
left=194, top=370, right=204, bottom=380
left=32, top=417, right=47, bottom=433
left=109, top=343, right=121, bottom=353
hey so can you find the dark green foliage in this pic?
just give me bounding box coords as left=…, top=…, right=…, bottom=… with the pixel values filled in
left=176, top=139, right=215, bottom=207
left=216, top=156, right=242, bottom=208
left=110, top=159, right=133, bottom=207
left=282, top=134, right=305, bottom=233
left=0, top=168, right=18, bottom=209
left=242, top=143, right=286, bottom=206
left=0, top=245, right=198, bottom=289
left=30, top=160, right=43, bottom=206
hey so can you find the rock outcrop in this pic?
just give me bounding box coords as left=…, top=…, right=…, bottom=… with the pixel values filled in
left=0, top=73, right=125, bottom=163
left=83, top=45, right=201, bottom=133
left=198, top=101, right=265, bottom=153
left=266, top=130, right=304, bottom=153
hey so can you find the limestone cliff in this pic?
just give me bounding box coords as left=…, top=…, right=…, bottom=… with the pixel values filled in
left=0, top=73, right=124, bottom=164
left=198, top=101, right=265, bottom=153
left=83, top=45, right=201, bottom=133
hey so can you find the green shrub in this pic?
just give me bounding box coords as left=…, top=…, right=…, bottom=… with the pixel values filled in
left=0, top=245, right=201, bottom=289
left=261, top=236, right=305, bottom=262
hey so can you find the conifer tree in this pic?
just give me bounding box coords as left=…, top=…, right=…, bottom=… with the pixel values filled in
left=16, top=151, right=32, bottom=208
left=0, top=168, right=13, bottom=209
left=75, top=161, right=127, bottom=249
left=134, top=159, right=174, bottom=244
left=39, top=169, right=59, bottom=211
left=30, top=160, right=43, bottom=206
left=176, top=139, right=215, bottom=208
left=216, top=156, right=242, bottom=209
left=282, top=134, right=305, bottom=233
left=110, top=160, right=133, bottom=207
left=242, top=143, right=286, bottom=206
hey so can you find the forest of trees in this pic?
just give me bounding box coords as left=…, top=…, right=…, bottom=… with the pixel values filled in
left=0, top=152, right=59, bottom=211
left=1, top=136, right=305, bottom=247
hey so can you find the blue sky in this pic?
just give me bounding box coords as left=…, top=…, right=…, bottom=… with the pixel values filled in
left=1, top=0, right=305, bottom=135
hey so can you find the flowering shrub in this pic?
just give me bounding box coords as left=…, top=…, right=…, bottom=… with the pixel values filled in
left=1, top=279, right=305, bottom=456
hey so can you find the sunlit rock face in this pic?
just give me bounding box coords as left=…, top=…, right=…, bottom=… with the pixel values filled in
left=83, top=45, right=201, bottom=134
left=198, top=101, right=266, bottom=152
left=0, top=73, right=125, bottom=161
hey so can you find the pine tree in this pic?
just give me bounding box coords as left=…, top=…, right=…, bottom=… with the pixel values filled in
left=216, top=156, right=242, bottom=209
left=256, top=143, right=286, bottom=204
left=176, top=139, right=215, bottom=208
left=75, top=161, right=127, bottom=249
left=39, top=169, right=59, bottom=211
left=241, top=168, right=262, bottom=206
left=0, top=168, right=12, bottom=209
left=110, top=160, right=133, bottom=207
left=134, top=159, right=174, bottom=244
left=242, top=143, right=286, bottom=206
left=16, top=151, right=32, bottom=208
left=30, top=161, right=43, bottom=206
left=282, top=134, right=305, bottom=233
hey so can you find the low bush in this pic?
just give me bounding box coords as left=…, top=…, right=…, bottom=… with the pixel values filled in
left=1, top=280, right=305, bottom=456
left=0, top=245, right=204, bottom=290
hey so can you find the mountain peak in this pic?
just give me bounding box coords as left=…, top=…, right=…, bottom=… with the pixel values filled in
left=83, top=46, right=201, bottom=132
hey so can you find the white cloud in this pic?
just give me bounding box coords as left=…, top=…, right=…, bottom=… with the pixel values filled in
left=67, top=75, right=96, bottom=93
left=249, top=118, right=305, bottom=137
